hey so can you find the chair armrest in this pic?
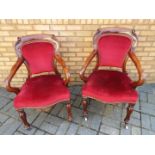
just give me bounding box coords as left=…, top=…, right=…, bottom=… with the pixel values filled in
left=79, top=50, right=97, bottom=82
left=55, top=54, right=71, bottom=86
left=128, top=51, right=145, bottom=88
left=4, top=57, right=24, bottom=94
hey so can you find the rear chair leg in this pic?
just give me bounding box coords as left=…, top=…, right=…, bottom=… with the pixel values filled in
left=82, top=98, right=88, bottom=121
left=17, top=109, right=30, bottom=129
left=66, top=102, right=72, bottom=121
left=124, top=104, right=134, bottom=129
left=88, top=98, right=91, bottom=105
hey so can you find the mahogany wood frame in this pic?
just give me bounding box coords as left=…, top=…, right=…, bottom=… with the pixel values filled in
left=79, top=28, right=145, bottom=127
left=5, top=34, right=72, bottom=128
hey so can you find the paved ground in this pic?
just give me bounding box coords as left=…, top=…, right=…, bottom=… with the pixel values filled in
left=0, top=84, right=155, bottom=135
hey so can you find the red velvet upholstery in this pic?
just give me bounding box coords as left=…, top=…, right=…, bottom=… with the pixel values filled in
left=14, top=75, right=70, bottom=109
left=82, top=70, right=138, bottom=104
left=98, top=35, right=132, bottom=67
left=22, top=42, right=55, bottom=74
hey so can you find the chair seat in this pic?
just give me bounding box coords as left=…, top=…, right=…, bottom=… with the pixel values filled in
left=14, top=75, right=70, bottom=109
left=82, top=70, right=138, bottom=104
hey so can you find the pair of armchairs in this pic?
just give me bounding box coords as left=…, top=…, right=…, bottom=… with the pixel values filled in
left=5, top=28, right=144, bottom=129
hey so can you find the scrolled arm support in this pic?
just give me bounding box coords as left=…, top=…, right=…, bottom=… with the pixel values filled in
left=55, top=54, right=70, bottom=86
left=79, top=50, right=97, bottom=82
left=128, top=51, right=145, bottom=88
left=4, top=57, right=24, bottom=94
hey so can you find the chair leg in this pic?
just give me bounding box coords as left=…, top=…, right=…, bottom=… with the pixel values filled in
left=82, top=98, right=88, bottom=121
left=66, top=102, right=72, bottom=121
left=124, top=104, right=134, bottom=129
left=88, top=98, right=91, bottom=105
left=17, top=109, right=30, bottom=129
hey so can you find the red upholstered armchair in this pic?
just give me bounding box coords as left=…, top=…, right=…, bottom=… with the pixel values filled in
left=80, top=28, right=144, bottom=128
left=5, top=34, right=72, bottom=129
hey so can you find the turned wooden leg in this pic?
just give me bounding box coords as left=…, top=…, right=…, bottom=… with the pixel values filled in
left=82, top=98, right=88, bottom=120
left=124, top=104, right=135, bottom=128
left=17, top=109, right=30, bottom=129
left=66, top=103, right=72, bottom=121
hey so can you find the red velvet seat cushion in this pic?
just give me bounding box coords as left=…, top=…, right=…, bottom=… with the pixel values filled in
left=82, top=70, right=138, bottom=104
left=14, top=75, right=70, bottom=109
left=98, top=35, right=132, bottom=67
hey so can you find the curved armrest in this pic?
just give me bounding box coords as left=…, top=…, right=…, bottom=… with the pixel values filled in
left=55, top=54, right=70, bottom=86
left=128, top=51, right=145, bottom=88
left=79, top=50, right=97, bottom=82
left=4, top=57, right=24, bottom=94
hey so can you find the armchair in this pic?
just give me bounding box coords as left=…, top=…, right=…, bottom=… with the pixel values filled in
left=5, top=34, right=72, bottom=129
left=80, top=28, right=144, bottom=128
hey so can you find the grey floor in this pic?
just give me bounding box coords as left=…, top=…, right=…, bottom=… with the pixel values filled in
left=0, top=84, right=155, bottom=135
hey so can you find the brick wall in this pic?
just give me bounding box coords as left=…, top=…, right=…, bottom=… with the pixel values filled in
left=0, top=19, right=155, bottom=87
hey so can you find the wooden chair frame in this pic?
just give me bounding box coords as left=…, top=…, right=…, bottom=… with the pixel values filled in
left=5, top=34, right=72, bottom=128
left=79, top=28, right=145, bottom=128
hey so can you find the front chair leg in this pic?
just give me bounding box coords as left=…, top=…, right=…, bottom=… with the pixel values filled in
left=66, top=102, right=72, bottom=121
left=17, top=109, right=30, bottom=129
left=82, top=98, right=88, bottom=121
left=124, top=104, right=135, bottom=129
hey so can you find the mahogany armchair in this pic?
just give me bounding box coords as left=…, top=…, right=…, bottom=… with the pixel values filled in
left=80, top=28, right=144, bottom=128
left=5, top=34, right=72, bottom=129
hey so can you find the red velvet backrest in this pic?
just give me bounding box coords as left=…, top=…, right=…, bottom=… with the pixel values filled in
left=21, top=41, right=55, bottom=74
left=97, top=34, right=132, bottom=68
